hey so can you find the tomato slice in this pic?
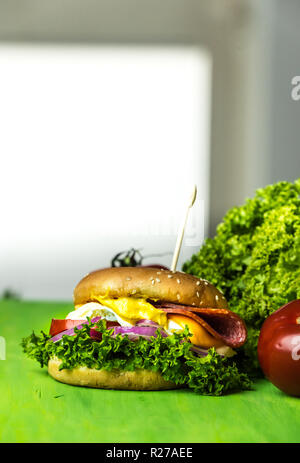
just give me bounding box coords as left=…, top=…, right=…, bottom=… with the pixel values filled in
left=49, top=319, right=83, bottom=336
left=49, top=318, right=120, bottom=336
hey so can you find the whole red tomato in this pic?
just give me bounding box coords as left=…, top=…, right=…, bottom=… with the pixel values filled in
left=257, top=299, right=300, bottom=396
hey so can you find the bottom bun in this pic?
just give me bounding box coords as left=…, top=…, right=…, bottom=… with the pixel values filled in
left=48, top=358, right=181, bottom=391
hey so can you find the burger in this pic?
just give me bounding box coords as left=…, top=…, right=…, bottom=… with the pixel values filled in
left=22, top=267, right=251, bottom=395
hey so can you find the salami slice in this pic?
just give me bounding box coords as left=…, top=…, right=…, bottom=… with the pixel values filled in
left=153, top=302, right=247, bottom=348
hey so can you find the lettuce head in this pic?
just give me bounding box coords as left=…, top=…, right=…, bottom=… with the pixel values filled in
left=183, top=179, right=300, bottom=373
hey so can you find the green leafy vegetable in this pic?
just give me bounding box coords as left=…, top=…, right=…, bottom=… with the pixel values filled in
left=21, top=320, right=251, bottom=396
left=183, top=179, right=300, bottom=373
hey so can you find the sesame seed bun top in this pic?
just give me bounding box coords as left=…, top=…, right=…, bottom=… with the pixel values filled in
left=73, top=267, right=228, bottom=309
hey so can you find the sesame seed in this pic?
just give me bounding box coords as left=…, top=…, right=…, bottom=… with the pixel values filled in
left=160, top=268, right=165, bottom=271
left=126, top=277, right=132, bottom=281
left=215, top=295, right=219, bottom=301
left=192, top=302, right=196, bottom=306
left=204, top=281, right=208, bottom=286
left=176, top=293, right=180, bottom=300
left=131, top=289, right=137, bottom=294
left=151, top=280, right=155, bottom=285
left=177, top=279, right=181, bottom=284
left=196, top=291, right=200, bottom=297
left=157, top=271, right=161, bottom=275
left=167, top=274, right=173, bottom=279
left=196, top=281, right=201, bottom=286
left=156, top=278, right=161, bottom=283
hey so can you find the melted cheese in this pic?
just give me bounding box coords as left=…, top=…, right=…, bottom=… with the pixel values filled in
left=74, top=297, right=167, bottom=328
left=167, top=314, right=225, bottom=349
left=96, top=297, right=167, bottom=328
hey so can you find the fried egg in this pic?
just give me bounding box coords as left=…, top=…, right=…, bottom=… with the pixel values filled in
left=66, top=302, right=132, bottom=327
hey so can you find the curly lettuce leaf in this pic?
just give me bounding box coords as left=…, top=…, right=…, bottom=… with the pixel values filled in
left=21, top=320, right=252, bottom=396
left=183, top=179, right=300, bottom=373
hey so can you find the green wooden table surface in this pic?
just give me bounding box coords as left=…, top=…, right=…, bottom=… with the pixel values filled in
left=1, top=300, right=300, bottom=443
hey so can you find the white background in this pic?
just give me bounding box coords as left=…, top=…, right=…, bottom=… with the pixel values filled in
left=0, top=45, right=211, bottom=300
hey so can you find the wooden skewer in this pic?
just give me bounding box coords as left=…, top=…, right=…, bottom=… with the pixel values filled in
left=170, top=185, right=197, bottom=272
